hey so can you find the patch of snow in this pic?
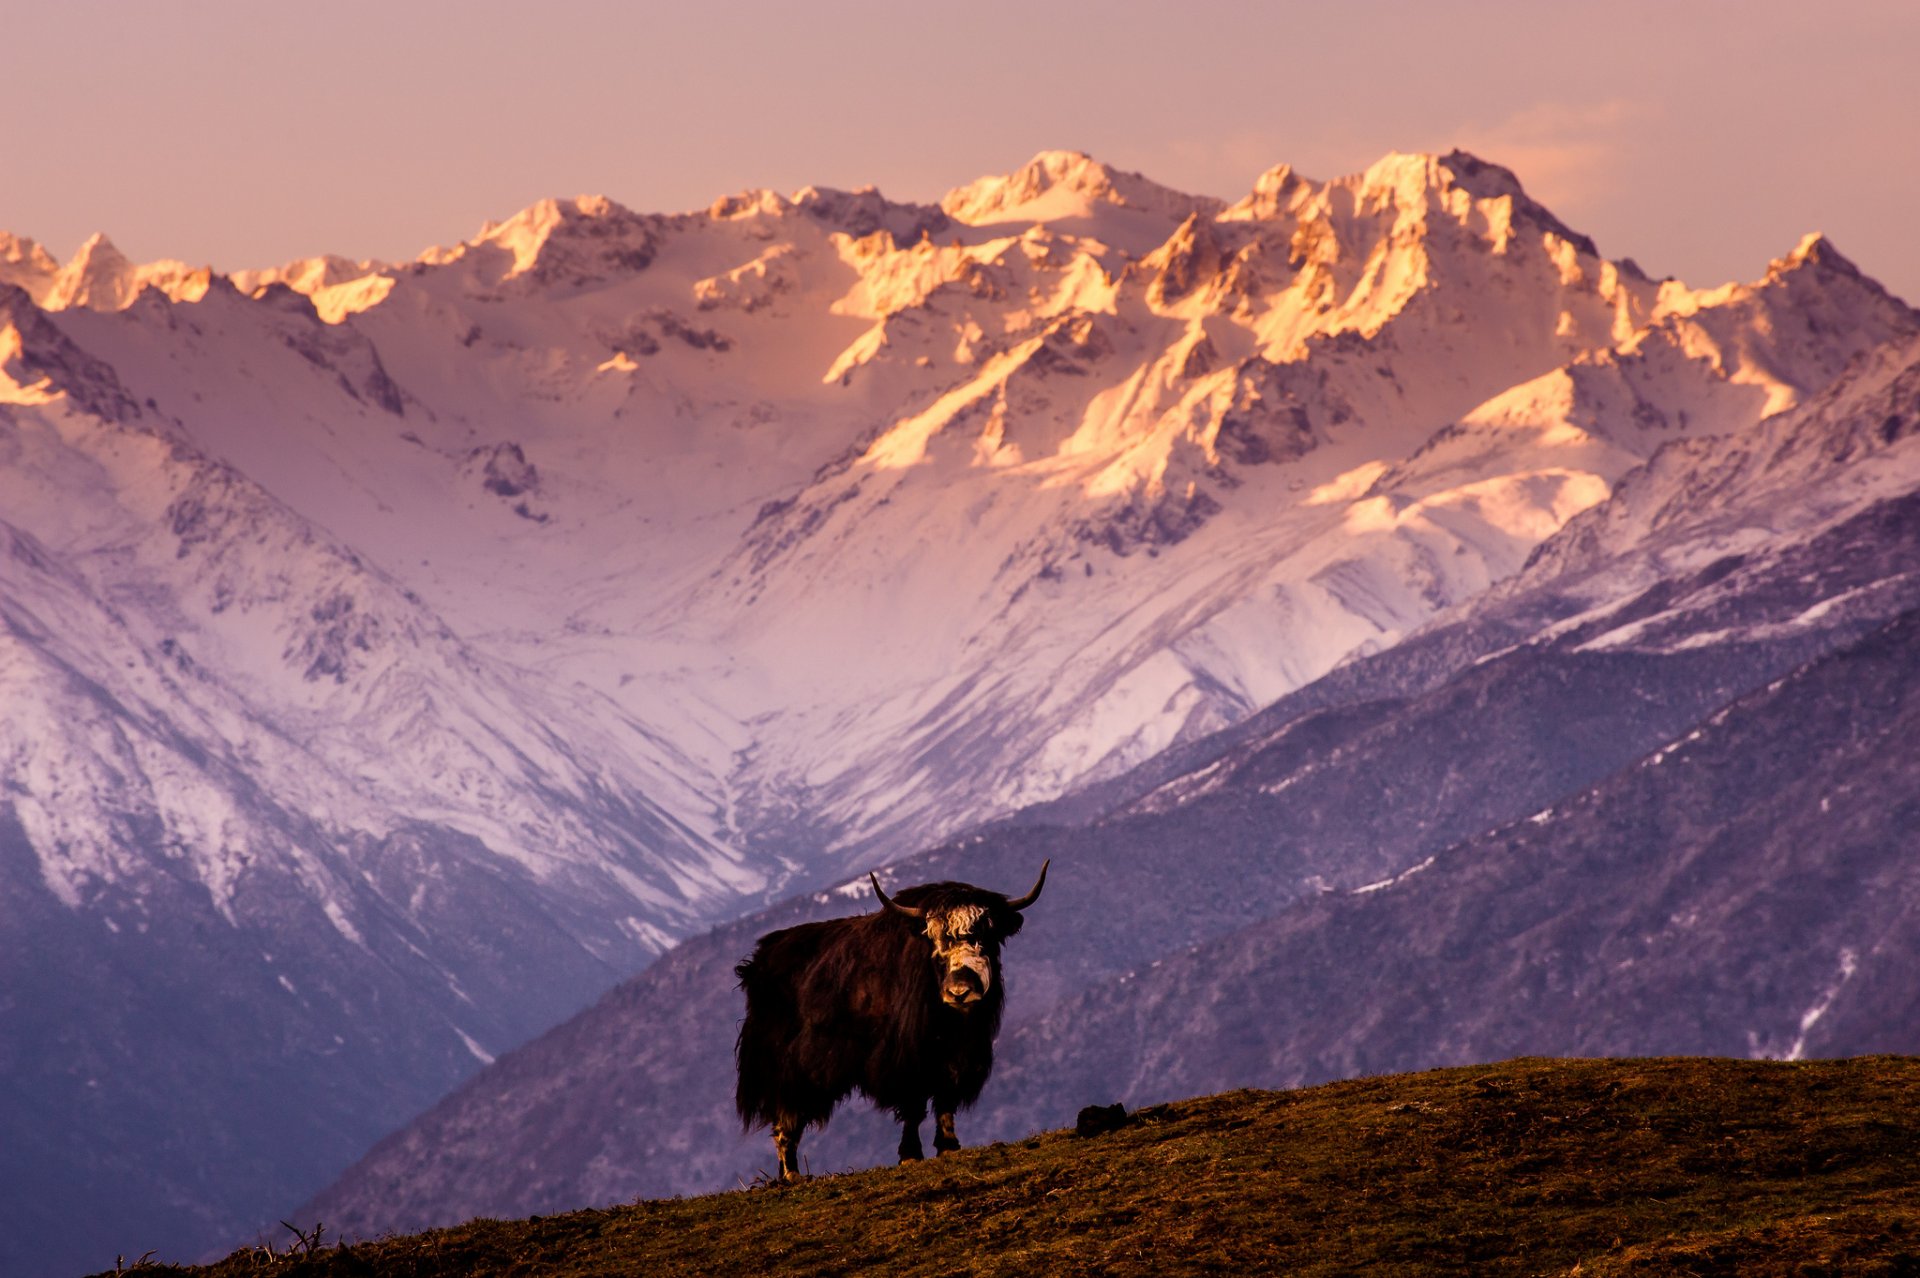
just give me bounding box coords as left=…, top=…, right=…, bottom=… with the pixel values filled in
left=1785, top=949, right=1859, bottom=1062
left=455, top=1028, right=496, bottom=1066
left=831, top=877, right=875, bottom=901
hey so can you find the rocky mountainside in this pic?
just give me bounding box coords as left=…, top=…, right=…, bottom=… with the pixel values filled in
left=979, top=331, right=1920, bottom=1124
left=989, top=604, right=1920, bottom=1124
left=296, top=332, right=1920, bottom=1242
left=5, top=149, right=1914, bottom=1275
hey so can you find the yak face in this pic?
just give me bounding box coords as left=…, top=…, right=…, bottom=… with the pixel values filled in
left=869, top=862, right=1048, bottom=1013
left=923, top=904, right=999, bottom=1010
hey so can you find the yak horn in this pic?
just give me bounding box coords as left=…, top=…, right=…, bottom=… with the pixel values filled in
left=1006, top=860, right=1050, bottom=911
left=870, top=873, right=925, bottom=919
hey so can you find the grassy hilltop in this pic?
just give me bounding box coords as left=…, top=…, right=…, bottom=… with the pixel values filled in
left=109, top=1057, right=1920, bottom=1277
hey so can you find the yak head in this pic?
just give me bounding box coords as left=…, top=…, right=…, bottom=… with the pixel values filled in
left=870, top=862, right=1048, bottom=1011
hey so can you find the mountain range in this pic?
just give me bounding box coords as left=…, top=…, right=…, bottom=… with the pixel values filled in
left=301, top=318, right=1920, bottom=1237
left=3, top=148, right=1915, bottom=1274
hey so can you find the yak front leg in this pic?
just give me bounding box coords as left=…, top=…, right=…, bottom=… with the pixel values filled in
left=933, top=1109, right=960, bottom=1156
left=773, top=1112, right=804, bottom=1183
left=932, top=1082, right=962, bottom=1155
left=897, top=1098, right=927, bottom=1163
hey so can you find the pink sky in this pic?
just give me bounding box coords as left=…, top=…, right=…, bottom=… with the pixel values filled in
left=9, top=0, right=1918, bottom=301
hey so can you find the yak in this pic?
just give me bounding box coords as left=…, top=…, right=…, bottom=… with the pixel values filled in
left=734, top=861, right=1048, bottom=1181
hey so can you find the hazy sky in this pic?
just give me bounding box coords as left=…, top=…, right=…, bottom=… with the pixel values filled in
left=8, top=0, right=1918, bottom=300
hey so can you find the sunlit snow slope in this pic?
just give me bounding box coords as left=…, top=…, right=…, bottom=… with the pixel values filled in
left=17, top=152, right=1912, bottom=877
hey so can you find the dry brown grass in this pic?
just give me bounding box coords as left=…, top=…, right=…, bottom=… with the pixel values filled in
left=108, top=1056, right=1920, bottom=1277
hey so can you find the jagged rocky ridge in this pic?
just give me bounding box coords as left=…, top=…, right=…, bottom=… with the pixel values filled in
left=17, top=153, right=1913, bottom=872
left=4, top=150, right=1916, bottom=1273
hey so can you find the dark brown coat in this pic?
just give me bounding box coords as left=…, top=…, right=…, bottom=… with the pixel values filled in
left=734, top=867, right=1046, bottom=1179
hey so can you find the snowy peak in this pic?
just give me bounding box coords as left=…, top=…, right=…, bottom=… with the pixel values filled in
left=0, top=229, right=384, bottom=320
left=1763, top=231, right=1881, bottom=297
left=231, top=252, right=387, bottom=297
left=1776, top=231, right=1855, bottom=278
left=1219, top=162, right=1310, bottom=222
left=1307, top=148, right=1601, bottom=264
left=0, top=232, right=60, bottom=305
left=46, top=231, right=134, bottom=309
left=1163, top=149, right=1662, bottom=369
left=1338, top=150, right=1527, bottom=213
left=449, top=193, right=659, bottom=290
left=1350, top=149, right=1479, bottom=202
left=790, top=184, right=952, bottom=242
left=1426, top=150, right=1597, bottom=257
left=1380, top=231, right=1919, bottom=538
left=34, top=231, right=214, bottom=311
left=1631, top=231, right=1919, bottom=419
left=942, top=150, right=1220, bottom=227
left=1645, top=231, right=1895, bottom=331
left=817, top=144, right=1671, bottom=486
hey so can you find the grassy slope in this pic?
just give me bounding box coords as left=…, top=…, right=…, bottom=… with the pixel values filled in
left=113, top=1057, right=1920, bottom=1277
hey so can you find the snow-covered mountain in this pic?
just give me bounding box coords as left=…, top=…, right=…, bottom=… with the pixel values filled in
left=4, top=149, right=1913, bottom=1274
left=297, top=316, right=1920, bottom=1245
left=27, top=152, right=1916, bottom=874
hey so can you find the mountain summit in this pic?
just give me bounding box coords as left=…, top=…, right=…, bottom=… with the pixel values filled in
left=941, top=149, right=1221, bottom=227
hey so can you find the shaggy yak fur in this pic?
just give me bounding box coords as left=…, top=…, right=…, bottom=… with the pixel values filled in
left=734, top=864, right=1047, bottom=1181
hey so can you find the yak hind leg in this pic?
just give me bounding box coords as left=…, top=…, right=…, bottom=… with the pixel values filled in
left=896, top=1099, right=927, bottom=1163
left=933, top=1109, right=960, bottom=1156
left=773, top=1112, right=804, bottom=1183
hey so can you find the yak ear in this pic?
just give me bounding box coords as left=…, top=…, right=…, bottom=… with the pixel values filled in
left=997, top=905, right=1026, bottom=940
